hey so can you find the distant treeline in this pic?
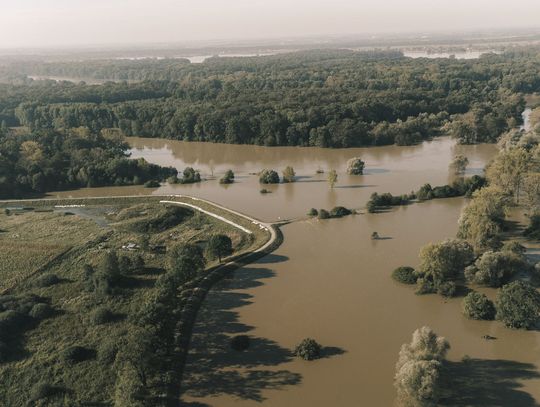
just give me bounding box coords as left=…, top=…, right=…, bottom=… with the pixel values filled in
left=0, top=49, right=538, bottom=147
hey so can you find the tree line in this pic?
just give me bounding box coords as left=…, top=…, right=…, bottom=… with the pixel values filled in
left=1, top=49, right=538, bottom=147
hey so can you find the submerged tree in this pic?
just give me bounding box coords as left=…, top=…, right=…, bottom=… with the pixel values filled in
left=327, top=169, right=338, bottom=188
left=220, top=169, right=235, bottom=184
left=259, top=169, right=280, bottom=184
left=449, top=154, right=469, bottom=175
left=346, top=157, right=365, bottom=175
left=496, top=281, right=540, bottom=329
left=282, top=166, right=296, bottom=183
left=394, top=326, right=449, bottom=407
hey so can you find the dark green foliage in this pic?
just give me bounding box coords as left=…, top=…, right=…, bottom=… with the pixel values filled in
left=0, top=128, right=177, bottom=198
left=464, top=250, right=527, bottom=287
left=205, top=234, right=233, bottom=262
left=307, top=208, right=318, bottom=217
left=415, top=278, right=436, bottom=295
left=259, top=169, right=280, bottom=184
left=318, top=209, right=330, bottom=219
left=230, top=335, right=250, bottom=351
left=92, top=306, right=114, bottom=325
left=98, top=338, right=119, bottom=364
left=61, top=345, right=94, bottom=364
left=294, top=338, right=322, bottom=361
left=179, top=167, right=201, bottom=184
left=329, top=206, right=352, bottom=218
left=29, top=381, right=61, bottom=402
left=462, top=292, right=496, bottom=320
left=524, top=214, right=540, bottom=240
left=35, top=273, right=60, bottom=288
left=167, top=243, right=206, bottom=284
left=118, top=255, right=133, bottom=274
left=143, top=180, right=160, bottom=188
left=3, top=50, right=529, bottom=150
left=437, top=281, right=457, bottom=298
left=29, top=303, right=53, bottom=319
left=127, top=206, right=192, bottom=233
left=496, top=281, right=540, bottom=329
left=367, top=192, right=411, bottom=211
left=220, top=169, right=235, bottom=184
left=392, top=266, right=417, bottom=284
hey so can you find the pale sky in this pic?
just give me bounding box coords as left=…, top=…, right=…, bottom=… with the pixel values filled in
left=1, top=0, right=539, bottom=48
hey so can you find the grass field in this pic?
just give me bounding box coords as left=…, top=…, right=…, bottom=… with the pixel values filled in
left=0, top=197, right=270, bottom=406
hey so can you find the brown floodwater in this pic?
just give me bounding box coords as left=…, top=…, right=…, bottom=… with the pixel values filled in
left=49, top=136, right=540, bottom=406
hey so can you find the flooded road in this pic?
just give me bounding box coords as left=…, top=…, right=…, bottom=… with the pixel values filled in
left=47, top=136, right=540, bottom=405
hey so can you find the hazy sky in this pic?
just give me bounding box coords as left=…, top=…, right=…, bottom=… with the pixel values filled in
left=1, top=0, right=540, bottom=48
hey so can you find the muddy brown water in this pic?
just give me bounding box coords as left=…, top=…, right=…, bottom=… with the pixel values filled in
left=49, top=137, right=540, bottom=406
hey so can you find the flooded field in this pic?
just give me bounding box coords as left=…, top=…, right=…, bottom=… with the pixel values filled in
left=47, top=136, right=540, bottom=406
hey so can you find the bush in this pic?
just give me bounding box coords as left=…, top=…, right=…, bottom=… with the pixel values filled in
left=462, top=292, right=495, bottom=320
left=259, top=169, right=280, bottom=184
left=282, top=166, right=296, bottom=183
left=230, top=335, right=250, bottom=351
left=307, top=208, right=318, bottom=217
left=143, top=180, right=160, bottom=188
left=35, top=273, right=60, bottom=288
left=29, top=303, right=53, bottom=319
left=179, top=167, right=201, bottom=184
left=330, top=206, right=352, bottom=218
left=98, top=339, right=118, bottom=364
left=318, top=209, right=330, bottom=219
left=206, top=234, right=233, bottom=262
left=0, top=310, right=26, bottom=332
left=437, top=281, right=457, bottom=297
left=464, top=250, right=526, bottom=287
left=30, top=381, right=59, bottom=402
left=496, top=281, right=540, bottom=329
left=220, top=169, right=235, bottom=184
left=524, top=214, right=540, bottom=239
left=392, top=267, right=417, bottom=285
left=92, top=307, right=114, bottom=325
left=294, top=338, right=322, bottom=360
left=501, top=241, right=527, bottom=255
left=260, top=188, right=270, bottom=194
left=346, top=157, right=365, bottom=175
left=416, top=278, right=435, bottom=295
left=61, top=345, right=93, bottom=364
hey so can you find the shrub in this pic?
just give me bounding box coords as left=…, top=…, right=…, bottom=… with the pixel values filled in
left=462, top=292, right=495, bottom=320
left=501, top=241, right=527, bottom=254
left=61, top=345, right=93, bottom=364
left=307, top=208, right=318, bottom=217
left=415, top=278, right=435, bottom=295
left=260, top=188, right=270, bottom=194
left=118, top=255, right=133, bottom=274
left=346, top=157, right=365, bottom=175
left=98, top=338, right=118, bottom=364
left=318, top=209, right=330, bottom=219
left=294, top=338, right=322, bottom=360
left=143, top=180, right=160, bottom=188
left=392, top=267, right=417, bottom=284
left=220, top=169, right=235, bottom=184
left=29, top=303, right=53, bottom=319
left=464, top=250, right=526, bottom=287
left=259, top=169, right=280, bottom=184
left=282, top=166, right=296, bottom=183
left=330, top=206, right=352, bottom=218
left=437, top=281, right=457, bottom=298
left=35, top=273, right=60, bottom=288
left=496, top=281, right=540, bottom=329
left=92, top=307, right=114, bottom=325
left=0, top=310, right=26, bottom=332
left=524, top=214, right=540, bottom=240
left=230, top=335, right=250, bottom=351
left=30, top=381, right=59, bottom=402
left=179, top=167, right=201, bottom=184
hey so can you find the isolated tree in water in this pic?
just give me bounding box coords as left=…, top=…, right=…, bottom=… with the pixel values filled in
left=282, top=166, right=296, bottom=183
left=206, top=234, right=233, bottom=262
left=346, top=157, right=365, bottom=175
left=449, top=154, right=469, bottom=175
left=327, top=169, right=338, bottom=188
left=394, top=326, right=449, bottom=407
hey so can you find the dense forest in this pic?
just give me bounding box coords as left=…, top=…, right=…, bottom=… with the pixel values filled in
left=0, top=127, right=176, bottom=198
left=1, top=48, right=539, bottom=147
